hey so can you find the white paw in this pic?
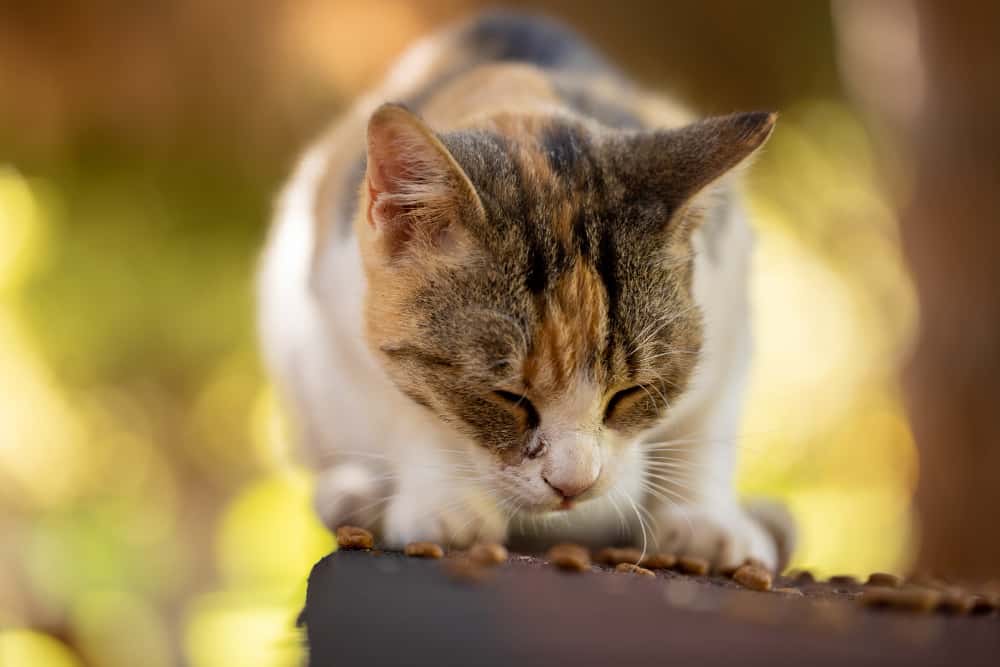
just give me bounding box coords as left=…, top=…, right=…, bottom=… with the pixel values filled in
left=653, top=503, right=779, bottom=572
left=382, top=491, right=507, bottom=550
left=314, top=463, right=384, bottom=530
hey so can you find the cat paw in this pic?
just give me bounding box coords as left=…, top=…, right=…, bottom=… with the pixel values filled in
left=743, top=498, right=796, bottom=572
left=382, top=492, right=508, bottom=550
left=314, top=463, right=384, bottom=530
left=652, top=503, right=780, bottom=572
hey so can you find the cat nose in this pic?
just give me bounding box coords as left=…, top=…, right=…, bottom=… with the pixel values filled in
left=543, top=474, right=596, bottom=500
left=541, top=435, right=601, bottom=500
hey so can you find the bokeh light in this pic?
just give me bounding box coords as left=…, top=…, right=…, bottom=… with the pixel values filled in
left=0, top=629, right=85, bottom=667
left=739, top=101, right=918, bottom=576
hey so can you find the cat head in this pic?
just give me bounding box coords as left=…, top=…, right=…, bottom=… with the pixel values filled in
left=357, top=103, right=773, bottom=513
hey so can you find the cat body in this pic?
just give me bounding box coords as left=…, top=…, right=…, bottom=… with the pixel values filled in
left=259, top=12, right=791, bottom=569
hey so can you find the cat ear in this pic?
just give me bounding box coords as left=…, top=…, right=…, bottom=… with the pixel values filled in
left=634, top=111, right=777, bottom=211
left=365, top=103, right=483, bottom=257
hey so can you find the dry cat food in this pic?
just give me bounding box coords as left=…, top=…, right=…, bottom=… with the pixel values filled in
left=595, top=547, right=643, bottom=565
left=548, top=543, right=591, bottom=572
left=720, top=557, right=770, bottom=577
left=786, top=569, right=816, bottom=584
left=733, top=564, right=773, bottom=592
left=404, top=541, right=444, bottom=559
left=936, top=591, right=974, bottom=614
left=335, top=525, right=374, bottom=550
left=865, top=572, right=901, bottom=588
left=861, top=586, right=942, bottom=612
left=676, top=556, right=710, bottom=576
left=640, top=553, right=677, bottom=569
left=828, top=575, right=860, bottom=587
left=467, top=542, right=508, bottom=566
left=615, top=563, right=656, bottom=577
left=970, top=594, right=999, bottom=615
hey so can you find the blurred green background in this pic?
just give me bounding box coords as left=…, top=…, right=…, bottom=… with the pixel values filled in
left=0, top=1, right=917, bottom=665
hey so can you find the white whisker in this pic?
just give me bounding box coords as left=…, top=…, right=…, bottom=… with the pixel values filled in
left=606, top=487, right=628, bottom=537
left=621, top=487, right=650, bottom=561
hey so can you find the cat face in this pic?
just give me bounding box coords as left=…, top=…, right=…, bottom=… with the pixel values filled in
left=358, top=104, right=773, bottom=512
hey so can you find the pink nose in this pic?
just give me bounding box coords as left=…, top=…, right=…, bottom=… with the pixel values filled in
left=543, top=474, right=597, bottom=500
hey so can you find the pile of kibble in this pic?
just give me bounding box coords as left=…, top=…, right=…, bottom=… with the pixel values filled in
left=334, top=525, right=1000, bottom=617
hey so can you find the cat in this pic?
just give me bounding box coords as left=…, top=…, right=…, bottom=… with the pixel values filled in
left=258, top=11, right=794, bottom=570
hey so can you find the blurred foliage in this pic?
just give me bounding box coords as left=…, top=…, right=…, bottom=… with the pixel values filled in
left=0, top=1, right=917, bottom=665
left=740, top=101, right=918, bottom=575
left=0, top=160, right=332, bottom=666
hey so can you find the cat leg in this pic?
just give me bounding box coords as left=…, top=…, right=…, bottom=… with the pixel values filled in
left=646, top=432, right=795, bottom=572
left=652, top=501, right=784, bottom=571
left=379, top=464, right=508, bottom=550
left=643, top=359, right=795, bottom=572
left=314, top=462, right=386, bottom=531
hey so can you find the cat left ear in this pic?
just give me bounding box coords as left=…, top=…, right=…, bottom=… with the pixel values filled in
left=365, top=103, right=484, bottom=258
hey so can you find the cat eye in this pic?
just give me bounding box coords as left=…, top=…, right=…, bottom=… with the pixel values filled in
left=492, top=390, right=540, bottom=429
left=604, top=385, right=645, bottom=421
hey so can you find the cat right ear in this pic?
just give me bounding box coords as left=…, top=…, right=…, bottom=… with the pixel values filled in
left=626, top=111, right=777, bottom=216
left=365, top=103, right=483, bottom=259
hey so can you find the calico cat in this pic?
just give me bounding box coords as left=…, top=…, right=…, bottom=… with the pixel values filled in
left=258, top=11, right=793, bottom=570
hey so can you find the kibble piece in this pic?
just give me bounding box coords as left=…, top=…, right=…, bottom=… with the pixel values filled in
left=404, top=541, right=444, bottom=559
left=616, top=563, right=656, bottom=577
left=773, top=587, right=804, bottom=596
left=720, top=557, right=771, bottom=577
left=786, top=569, right=816, bottom=584
left=861, top=586, right=941, bottom=612
left=467, top=542, right=508, bottom=567
left=641, top=553, right=677, bottom=569
left=676, top=556, right=710, bottom=576
left=866, top=572, right=901, bottom=588
left=937, top=589, right=974, bottom=615
left=595, top=547, right=643, bottom=565
left=548, top=543, right=591, bottom=572
left=719, top=565, right=740, bottom=577
left=828, top=575, right=860, bottom=587
left=335, top=525, right=374, bottom=550
left=594, top=548, right=616, bottom=565
left=969, top=594, right=998, bottom=615
left=733, top=564, right=773, bottom=592
left=613, top=548, right=643, bottom=564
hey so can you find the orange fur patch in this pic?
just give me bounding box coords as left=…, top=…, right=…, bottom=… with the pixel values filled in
left=524, top=261, right=608, bottom=399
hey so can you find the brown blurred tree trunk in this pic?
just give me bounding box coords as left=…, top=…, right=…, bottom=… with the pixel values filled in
left=836, top=0, right=1000, bottom=581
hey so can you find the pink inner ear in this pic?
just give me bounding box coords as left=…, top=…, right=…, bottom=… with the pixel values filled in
left=367, top=126, right=410, bottom=199
left=365, top=117, right=458, bottom=238
left=364, top=105, right=479, bottom=259
left=366, top=127, right=404, bottom=230
left=367, top=122, right=435, bottom=230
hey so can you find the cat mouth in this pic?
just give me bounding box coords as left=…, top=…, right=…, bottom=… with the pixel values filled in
left=557, top=498, right=576, bottom=511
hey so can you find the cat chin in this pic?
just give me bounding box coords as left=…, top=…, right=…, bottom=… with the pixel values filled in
left=497, top=478, right=620, bottom=516
left=525, top=495, right=597, bottom=515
